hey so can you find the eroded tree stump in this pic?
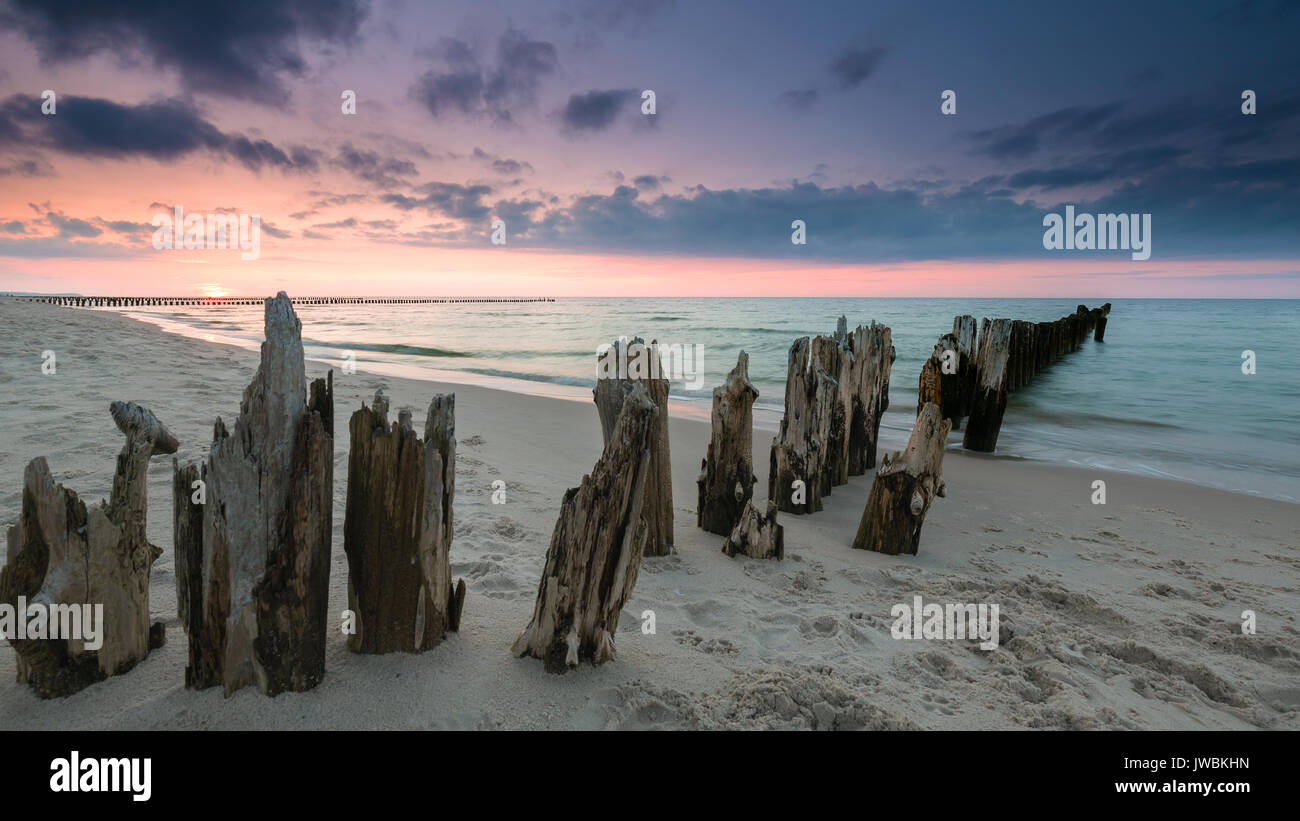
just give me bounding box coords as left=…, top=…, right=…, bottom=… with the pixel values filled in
left=721, top=500, right=784, bottom=560
left=1, top=402, right=175, bottom=698
left=844, top=321, right=895, bottom=476
left=595, top=337, right=673, bottom=556
left=343, top=390, right=465, bottom=654
left=172, top=292, right=333, bottom=696
left=697, top=351, right=758, bottom=536
left=962, top=318, right=1012, bottom=452
left=769, top=337, right=836, bottom=514
left=852, top=403, right=950, bottom=556
left=513, top=383, right=658, bottom=673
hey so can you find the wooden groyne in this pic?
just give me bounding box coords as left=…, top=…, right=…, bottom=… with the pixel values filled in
left=8, top=295, right=555, bottom=307
left=915, top=303, right=1112, bottom=453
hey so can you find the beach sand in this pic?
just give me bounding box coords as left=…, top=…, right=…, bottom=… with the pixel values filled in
left=0, top=298, right=1296, bottom=730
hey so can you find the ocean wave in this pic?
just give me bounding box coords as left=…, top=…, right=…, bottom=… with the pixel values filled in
left=303, top=338, right=473, bottom=358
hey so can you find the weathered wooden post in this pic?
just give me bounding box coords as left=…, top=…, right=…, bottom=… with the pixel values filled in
left=173, top=292, right=334, bottom=696
left=1, top=402, right=175, bottom=698
left=513, top=383, right=658, bottom=672
left=343, top=390, right=466, bottom=654
left=595, top=337, right=673, bottom=556
left=852, top=403, right=950, bottom=556
left=722, top=500, right=784, bottom=560
left=962, top=318, right=1012, bottom=452
left=845, top=321, right=895, bottom=475
left=697, top=352, right=758, bottom=536
left=769, top=337, right=836, bottom=514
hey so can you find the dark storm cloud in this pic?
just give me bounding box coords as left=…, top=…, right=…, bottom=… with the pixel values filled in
left=967, top=103, right=1125, bottom=160
left=0, top=0, right=369, bottom=104
left=578, top=0, right=676, bottom=28
left=332, top=143, right=419, bottom=188
left=775, top=89, right=819, bottom=111
left=632, top=174, right=669, bottom=190
left=968, top=94, right=1300, bottom=164
left=829, top=44, right=887, bottom=89
left=380, top=181, right=494, bottom=220
left=559, top=89, right=636, bottom=134
left=0, top=94, right=320, bottom=173
left=472, top=147, right=534, bottom=175
left=409, top=29, right=558, bottom=124
left=0, top=155, right=55, bottom=176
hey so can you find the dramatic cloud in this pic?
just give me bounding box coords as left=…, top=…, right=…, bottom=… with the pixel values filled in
left=559, top=88, right=636, bottom=134
left=472, top=147, right=533, bottom=175
left=381, top=181, right=494, bottom=220
left=0, top=155, right=55, bottom=176
left=632, top=174, right=669, bottom=190
left=776, top=89, right=819, bottom=111
left=0, top=94, right=320, bottom=173
left=410, top=29, right=558, bottom=124
left=0, top=0, right=369, bottom=104
left=829, top=43, right=887, bottom=89
left=332, top=143, right=419, bottom=188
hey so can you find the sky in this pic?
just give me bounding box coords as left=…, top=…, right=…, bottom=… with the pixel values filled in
left=0, top=0, right=1298, bottom=297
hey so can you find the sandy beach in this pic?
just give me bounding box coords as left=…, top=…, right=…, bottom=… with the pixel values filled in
left=0, top=297, right=1296, bottom=730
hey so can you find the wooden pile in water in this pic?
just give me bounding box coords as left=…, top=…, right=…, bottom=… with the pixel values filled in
left=914, top=304, right=1111, bottom=452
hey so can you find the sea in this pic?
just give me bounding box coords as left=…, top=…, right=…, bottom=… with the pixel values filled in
left=108, top=298, right=1300, bottom=503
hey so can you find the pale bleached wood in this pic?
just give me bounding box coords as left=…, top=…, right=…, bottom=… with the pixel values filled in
left=173, top=291, right=333, bottom=696
left=343, top=390, right=465, bottom=654
left=852, top=403, right=950, bottom=556
left=594, top=337, right=673, bottom=556
left=1, top=402, right=175, bottom=697
left=951, top=315, right=978, bottom=419
left=697, top=351, right=758, bottom=536
left=721, top=500, right=784, bottom=560
left=513, top=383, right=658, bottom=673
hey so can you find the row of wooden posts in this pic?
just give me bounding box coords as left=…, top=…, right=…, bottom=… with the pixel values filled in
left=0, top=294, right=1112, bottom=694
left=918, top=303, right=1111, bottom=452
left=13, top=295, right=555, bottom=308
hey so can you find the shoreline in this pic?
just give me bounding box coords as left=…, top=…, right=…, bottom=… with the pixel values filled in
left=1, top=297, right=1297, bottom=730
left=107, top=301, right=1300, bottom=503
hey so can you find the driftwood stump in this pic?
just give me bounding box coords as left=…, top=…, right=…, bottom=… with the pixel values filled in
left=722, top=500, right=784, bottom=560
left=852, top=403, right=950, bottom=556
left=0, top=402, right=174, bottom=697
left=697, top=351, right=758, bottom=536
left=343, top=390, right=465, bottom=654
left=595, top=337, right=673, bottom=556
left=844, top=321, right=895, bottom=476
left=769, top=337, right=836, bottom=514
left=173, top=292, right=334, bottom=696
left=513, top=383, right=658, bottom=673
left=962, top=318, right=1012, bottom=452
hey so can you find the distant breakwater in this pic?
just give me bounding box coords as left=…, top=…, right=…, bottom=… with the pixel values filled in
left=6, top=296, right=556, bottom=308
